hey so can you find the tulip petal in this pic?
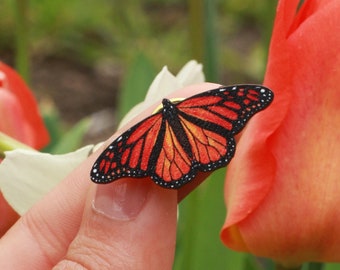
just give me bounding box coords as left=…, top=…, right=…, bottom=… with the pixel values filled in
left=0, top=63, right=49, bottom=149
left=222, top=0, right=340, bottom=263
left=221, top=0, right=296, bottom=245
left=0, top=90, right=31, bottom=145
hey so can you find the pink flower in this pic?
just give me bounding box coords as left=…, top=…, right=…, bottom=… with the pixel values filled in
left=0, top=62, right=49, bottom=149
left=221, top=0, right=340, bottom=266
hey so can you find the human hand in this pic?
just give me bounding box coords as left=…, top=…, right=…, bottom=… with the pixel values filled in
left=0, top=83, right=220, bottom=270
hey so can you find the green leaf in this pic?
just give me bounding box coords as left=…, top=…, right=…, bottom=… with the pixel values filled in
left=174, top=168, right=247, bottom=269
left=324, top=263, right=340, bottom=270
left=118, top=53, right=157, bottom=120
left=245, top=256, right=275, bottom=270
left=41, top=101, right=63, bottom=153
left=307, top=262, right=324, bottom=270
left=50, top=118, right=91, bottom=154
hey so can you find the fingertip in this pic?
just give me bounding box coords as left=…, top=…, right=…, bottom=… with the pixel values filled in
left=57, top=179, right=177, bottom=269
left=93, top=178, right=150, bottom=221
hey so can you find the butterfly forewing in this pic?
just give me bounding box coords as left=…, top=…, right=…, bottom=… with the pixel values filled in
left=177, top=84, right=273, bottom=135
left=91, top=113, right=163, bottom=183
left=91, top=84, right=273, bottom=189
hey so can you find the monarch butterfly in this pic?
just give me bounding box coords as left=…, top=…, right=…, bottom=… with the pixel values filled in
left=91, top=84, right=273, bottom=189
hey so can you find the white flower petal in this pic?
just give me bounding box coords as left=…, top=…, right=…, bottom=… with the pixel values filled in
left=0, top=145, right=93, bottom=215
left=118, top=61, right=205, bottom=129
left=145, top=66, right=180, bottom=102
left=176, top=60, right=205, bottom=86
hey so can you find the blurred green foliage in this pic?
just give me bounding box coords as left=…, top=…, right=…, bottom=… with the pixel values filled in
left=118, top=53, right=157, bottom=120
left=1, top=0, right=276, bottom=82
left=2, top=0, right=338, bottom=269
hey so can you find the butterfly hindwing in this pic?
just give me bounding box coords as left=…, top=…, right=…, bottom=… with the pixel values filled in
left=150, top=120, right=194, bottom=188
left=91, top=84, right=273, bottom=189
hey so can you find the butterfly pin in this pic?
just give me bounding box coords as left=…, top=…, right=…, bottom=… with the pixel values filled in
left=91, top=85, right=273, bottom=189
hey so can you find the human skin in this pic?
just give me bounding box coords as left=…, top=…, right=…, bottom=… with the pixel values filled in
left=0, top=83, right=220, bottom=270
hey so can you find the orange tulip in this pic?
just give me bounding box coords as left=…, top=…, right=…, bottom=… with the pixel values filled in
left=0, top=62, right=49, bottom=149
left=221, top=0, right=340, bottom=266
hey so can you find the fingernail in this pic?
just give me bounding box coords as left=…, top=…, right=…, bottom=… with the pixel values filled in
left=93, top=179, right=150, bottom=221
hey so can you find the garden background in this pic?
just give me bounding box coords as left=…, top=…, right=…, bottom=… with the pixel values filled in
left=1, top=0, right=338, bottom=269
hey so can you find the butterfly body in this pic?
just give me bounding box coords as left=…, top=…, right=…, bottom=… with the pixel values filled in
left=91, top=85, right=273, bottom=189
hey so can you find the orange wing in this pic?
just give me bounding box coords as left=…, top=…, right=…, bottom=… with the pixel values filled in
left=91, top=113, right=163, bottom=183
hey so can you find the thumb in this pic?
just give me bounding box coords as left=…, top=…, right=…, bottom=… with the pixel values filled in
left=53, top=178, right=177, bottom=270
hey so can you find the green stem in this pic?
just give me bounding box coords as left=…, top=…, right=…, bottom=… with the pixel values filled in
left=0, top=132, right=33, bottom=158
left=188, top=0, right=204, bottom=62
left=307, top=262, right=324, bottom=270
left=188, top=0, right=218, bottom=81
left=275, top=263, right=302, bottom=270
left=177, top=190, right=200, bottom=269
left=13, top=0, right=30, bottom=82
left=202, top=0, right=218, bottom=81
